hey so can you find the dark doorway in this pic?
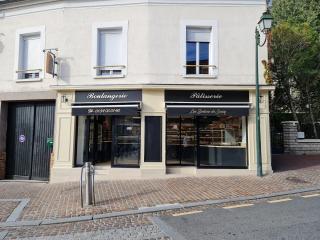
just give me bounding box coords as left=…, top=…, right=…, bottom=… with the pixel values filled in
left=6, top=102, right=55, bottom=180
left=166, top=116, right=197, bottom=166
left=75, top=115, right=141, bottom=168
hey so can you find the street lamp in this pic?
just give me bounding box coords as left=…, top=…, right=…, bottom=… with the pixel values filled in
left=255, top=10, right=273, bottom=177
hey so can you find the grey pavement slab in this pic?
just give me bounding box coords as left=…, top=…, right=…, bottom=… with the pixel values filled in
left=154, top=196, right=320, bottom=240
left=0, top=231, right=8, bottom=240
left=0, top=220, right=41, bottom=227
left=41, top=215, right=93, bottom=225
left=5, top=199, right=29, bottom=222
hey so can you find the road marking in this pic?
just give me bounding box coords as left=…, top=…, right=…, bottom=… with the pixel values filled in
left=172, top=210, right=203, bottom=217
left=301, top=193, right=320, bottom=198
left=268, top=198, right=292, bottom=203
left=223, top=203, right=254, bottom=209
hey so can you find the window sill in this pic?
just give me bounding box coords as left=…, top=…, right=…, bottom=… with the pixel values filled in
left=94, top=75, right=126, bottom=79
left=16, top=78, right=43, bottom=83
left=183, top=74, right=218, bottom=79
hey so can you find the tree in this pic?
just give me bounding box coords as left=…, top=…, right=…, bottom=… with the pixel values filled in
left=270, top=0, right=320, bottom=138
left=272, top=0, right=320, bottom=33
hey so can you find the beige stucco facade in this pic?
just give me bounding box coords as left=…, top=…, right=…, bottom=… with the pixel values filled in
left=0, top=0, right=273, bottom=182
left=50, top=85, right=272, bottom=183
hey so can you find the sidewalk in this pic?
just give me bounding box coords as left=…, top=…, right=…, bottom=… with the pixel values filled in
left=1, top=155, right=320, bottom=222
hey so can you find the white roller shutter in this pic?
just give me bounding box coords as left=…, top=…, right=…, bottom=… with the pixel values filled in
left=98, top=28, right=122, bottom=66
left=186, top=27, right=211, bottom=42
left=22, top=35, right=41, bottom=70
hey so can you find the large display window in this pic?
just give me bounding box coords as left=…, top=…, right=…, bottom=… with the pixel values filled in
left=166, top=115, right=247, bottom=168
left=198, top=116, right=247, bottom=168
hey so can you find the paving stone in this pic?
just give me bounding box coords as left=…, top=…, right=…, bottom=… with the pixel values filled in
left=0, top=155, right=319, bottom=227
left=0, top=202, right=18, bottom=222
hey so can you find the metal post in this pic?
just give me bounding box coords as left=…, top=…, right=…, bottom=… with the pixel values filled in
left=255, top=27, right=263, bottom=177
left=85, top=162, right=93, bottom=206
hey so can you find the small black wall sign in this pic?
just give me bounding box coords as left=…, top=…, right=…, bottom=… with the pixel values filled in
left=166, top=107, right=249, bottom=117
left=165, top=90, right=249, bottom=103
left=72, top=106, right=139, bottom=116
left=75, top=90, right=142, bottom=103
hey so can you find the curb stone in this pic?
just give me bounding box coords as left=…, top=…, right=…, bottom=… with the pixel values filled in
left=0, top=185, right=320, bottom=228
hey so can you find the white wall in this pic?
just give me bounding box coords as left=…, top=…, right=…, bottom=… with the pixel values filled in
left=0, top=0, right=267, bottom=93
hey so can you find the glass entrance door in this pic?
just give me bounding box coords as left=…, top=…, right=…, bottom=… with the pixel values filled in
left=87, top=116, right=112, bottom=164
left=76, top=115, right=141, bottom=167
left=166, top=116, right=196, bottom=166
left=76, top=116, right=112, bottom=166
left=180, top=117, right=197, bottom=165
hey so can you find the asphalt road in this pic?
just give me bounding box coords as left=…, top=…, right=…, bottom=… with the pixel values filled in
left=153, top=195, right=320, bottom=240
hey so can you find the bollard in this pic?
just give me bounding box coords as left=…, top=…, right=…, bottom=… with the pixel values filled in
left=80, top=162, right=95, bottom=207
left=85, top=162, right=93, bottom=206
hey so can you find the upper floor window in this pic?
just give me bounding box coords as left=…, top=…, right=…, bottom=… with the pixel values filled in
left=181, top=20, right=218, bottom=78
left=92, top=22, right=128, bottom=78
left=186, top=27, right=211, bottom=75
left=14, top=26, right=45, bottom=81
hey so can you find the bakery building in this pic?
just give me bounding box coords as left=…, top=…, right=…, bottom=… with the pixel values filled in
left=0, top=0, right=273, bottom=182
left=52, top=85, right=272, bottom=182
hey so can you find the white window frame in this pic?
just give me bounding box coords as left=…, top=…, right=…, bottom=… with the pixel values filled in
left=14, top=26, right=45, bottom=82
left=180, top=20, right=218, bottom=78
left=92, top=21, right=128, bottom=79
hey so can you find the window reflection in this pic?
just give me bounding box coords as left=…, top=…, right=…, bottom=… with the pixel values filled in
left=113, top=116, right=141, bottom=167
left=186, top=27, right=211, bottom=75
left=199, top=42, right=209, bottom=74
left=75, top=115, right=140, bottom=167
left=186, top=42, right=196, bottom=74
left=198, top=116, right=243, bottom=146
left=166, top=116, right=247, bottom=168
left=166, top=117, right=196, bottom=166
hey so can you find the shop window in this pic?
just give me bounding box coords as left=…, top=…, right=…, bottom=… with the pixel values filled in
left=14, top=26, right=45, bottom=81
left=166, top=116, right=247, bottom=168
left=92, top=22, right=128, bottom=78
left=181, top=20, right=218, bottom=77
left=112, top=116, right=141, bottom=167
left=198, top=116, right=247, bottom=168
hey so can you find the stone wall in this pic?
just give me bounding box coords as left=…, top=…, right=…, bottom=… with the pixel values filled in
left=0, top=152, right=6, bottom=179
left=282, top=121, right=320, bottom=155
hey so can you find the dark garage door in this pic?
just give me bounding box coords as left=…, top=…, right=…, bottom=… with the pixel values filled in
left=6, top=102, right=55, bottom=180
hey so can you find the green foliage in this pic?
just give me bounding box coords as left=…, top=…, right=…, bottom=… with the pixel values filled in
left=272, top=0, right=320, bottom=32
left=270, top=0, right=320, bottom=137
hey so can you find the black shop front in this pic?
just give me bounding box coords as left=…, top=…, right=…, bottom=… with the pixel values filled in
left=72, top=90, right=142, bottom=168
left=165, top=90, right=250, bottom=169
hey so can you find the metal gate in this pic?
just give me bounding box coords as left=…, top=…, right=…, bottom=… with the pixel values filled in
left=271, top=129, right=284, bottom=154
left=6, top=102, right=55, bottom=180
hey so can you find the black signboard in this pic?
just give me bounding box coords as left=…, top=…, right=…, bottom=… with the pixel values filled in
left=165, top=90, right=249, bottom=103
left=145, top=116, right=162, bottom=162
left=75, top=90, right=142, bottom=103
left=72, top=105, right=139, bottom=116
left=167, top=106, right=249, bottom=117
